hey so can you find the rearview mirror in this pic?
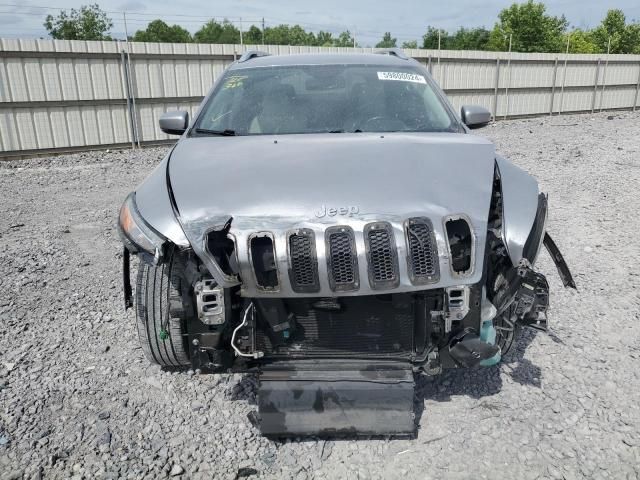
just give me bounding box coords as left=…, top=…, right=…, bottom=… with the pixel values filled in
left=461, top=105, right=491, bottom=129
left=159, top=110, right=189, bottom=135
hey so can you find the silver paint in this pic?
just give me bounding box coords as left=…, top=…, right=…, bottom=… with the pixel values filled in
left=168, top=132, right=496, bottom=297
left=495, top=154, right=540, bottom=266
left=134, top=152, right=189, bottom=247
left=460, top=105, right=492, bottom=128
left=159, top=110, right=189, bottom=135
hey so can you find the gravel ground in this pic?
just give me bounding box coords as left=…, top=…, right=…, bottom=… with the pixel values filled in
left=1, top=110, right=639, bottom=480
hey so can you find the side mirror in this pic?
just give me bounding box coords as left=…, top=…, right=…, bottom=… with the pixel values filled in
left=159, top=110, right=189, bottom=135
left=461, top=105, right=491, bottom=129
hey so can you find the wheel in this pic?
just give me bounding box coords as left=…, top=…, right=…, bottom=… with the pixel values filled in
left=135, top=250, right=191, bottom=367
left=494, top=303, right=520, bottom=357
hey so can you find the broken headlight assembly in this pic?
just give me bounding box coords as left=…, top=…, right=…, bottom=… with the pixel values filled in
left=118, top=192, right=166, bottom=260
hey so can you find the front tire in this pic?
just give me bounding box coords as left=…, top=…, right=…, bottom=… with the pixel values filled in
left=135, top=251, right=191, bottom=367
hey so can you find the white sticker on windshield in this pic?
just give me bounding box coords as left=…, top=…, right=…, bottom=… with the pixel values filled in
left=377, top=71, right=426, bottom=84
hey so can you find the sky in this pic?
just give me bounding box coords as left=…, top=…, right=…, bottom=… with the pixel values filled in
left=1, top=0, right=639, bottom=46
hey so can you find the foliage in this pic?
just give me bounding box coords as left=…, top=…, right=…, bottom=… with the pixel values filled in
left=57, top=2, right=640, bottom=55
left=591, top=9, right=640, bottom=54
left=565, top=29, right=598, bottom=54
left=375, top=32, right=397, bottom=48
left=422, top=27, right=449, bottom=49
left=244, top=25, right=264, bottom=45
left=194, top=20, right=240, bottom=44
left=486, top=0, right=568, bottom=52
left=401, top=40, right=418, bottom=49
left=44, top=4, right=112, bottom=40
left=334, top=30, right=356, bottom=47
left=132, top=20, right=192, bottom=43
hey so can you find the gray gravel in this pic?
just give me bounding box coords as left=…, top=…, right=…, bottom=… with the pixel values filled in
left=1, top=111, right=640, bottom=479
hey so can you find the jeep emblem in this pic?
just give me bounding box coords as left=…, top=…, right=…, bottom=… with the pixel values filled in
left=314, top=205, right=359, bottom=218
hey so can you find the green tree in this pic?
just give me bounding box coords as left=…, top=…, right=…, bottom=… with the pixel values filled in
left=334, top=30, right=355, bottom=47
left=449, top=27, right=491, bottom=50
left=133, top=20, right=192, bottom=43
left=44, top=4, right=112, bottom=40
left=565, top=29, right=598, bottom=53
left=244, top=25, right=264, bottom=45
left=316, top=31, right=334, bottom=46
left=487, top=1, right=568, bottom=52
left=422, top=27, right=449, bottom=49
left=194, top=19, right=240, bottom=44
left=402, top=40, right=418, bottom=49
left=375, top=32, right=397, bottom=48
left=591, top=9, right=640, bottom=54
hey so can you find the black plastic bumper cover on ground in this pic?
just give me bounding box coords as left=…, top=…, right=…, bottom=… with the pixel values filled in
left=257, top=362, right=415, bottom=437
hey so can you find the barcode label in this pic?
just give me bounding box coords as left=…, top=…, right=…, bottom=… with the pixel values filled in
left=377, top=71, right=426, bottom=84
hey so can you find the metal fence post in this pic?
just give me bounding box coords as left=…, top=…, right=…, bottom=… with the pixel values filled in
left=503, top=35, right=512, bottom=120
left=599, top=39, right=611, bottom=112
left=633, top=62, right=640, bottom=112
left=493, top=58, right=500, bottom=120
left=591, top=59, right=601, bottom=113
left=549, top=58, right=558, bottom=115
left=120, top=50, right=136, bottom=150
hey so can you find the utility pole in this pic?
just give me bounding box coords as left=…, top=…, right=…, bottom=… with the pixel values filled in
left=239, top=17, right=243, bottom=46
left=261, top=17, right=265, bottom=45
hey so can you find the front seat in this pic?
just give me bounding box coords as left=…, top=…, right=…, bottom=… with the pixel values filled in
left=250, top=84, right=301, bottom=134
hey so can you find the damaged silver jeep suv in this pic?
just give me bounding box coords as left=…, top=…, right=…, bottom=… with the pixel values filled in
left=118, top=49, right=575, bottom=437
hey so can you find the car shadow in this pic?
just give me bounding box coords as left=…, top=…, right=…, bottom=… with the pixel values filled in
left=413, top=327, right=543, bottom=427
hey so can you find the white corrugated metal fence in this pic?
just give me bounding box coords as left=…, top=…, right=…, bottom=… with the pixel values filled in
left=1, top=38, right=639, bottom=158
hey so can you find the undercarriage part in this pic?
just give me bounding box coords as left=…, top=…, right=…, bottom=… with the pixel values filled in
left=231, top=303, right=264, bottom=359
left=249, top=233, right=279, bottom=291
left=195, top=279, right=225, bottom=325
left=444, top=286, right=470, bottom=332
left=543, top=232, right=576, bottom=289
left=258, top=361, right=415, bottom=437
left=254, top=299, right=296, bottom=346
left=447, top=329, right=500, bottom=368
left=254, top=294, right=416, bottom=358
left=445, top=216, right=473, bottom=274
left=478, top=290, right=501, bottom=366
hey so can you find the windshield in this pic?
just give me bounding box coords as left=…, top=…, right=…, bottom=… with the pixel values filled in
left=193, top=64, right=461, bottom=135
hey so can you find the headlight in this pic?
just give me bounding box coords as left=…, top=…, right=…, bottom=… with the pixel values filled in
left=118, top=192, right=166, bottom=258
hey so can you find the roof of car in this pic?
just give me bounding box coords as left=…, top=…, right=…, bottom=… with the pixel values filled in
left=229, top=52, right=418, bottom=70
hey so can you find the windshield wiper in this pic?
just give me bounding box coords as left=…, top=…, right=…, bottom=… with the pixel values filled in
left=193, top=128, right=236, bottom=136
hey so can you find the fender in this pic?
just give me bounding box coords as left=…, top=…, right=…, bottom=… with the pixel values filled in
left=495, top=155, right=539, bottom=267
left=135, top=150, right=190, bottom=248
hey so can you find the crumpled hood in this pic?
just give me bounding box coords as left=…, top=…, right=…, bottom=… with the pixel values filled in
left=168, top=132, right=496, bottom=295
left=169, top=132, right=495, bottom=226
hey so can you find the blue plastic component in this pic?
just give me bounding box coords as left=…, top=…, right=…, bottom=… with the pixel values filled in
left=479, top=320, right=502, bottom=366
